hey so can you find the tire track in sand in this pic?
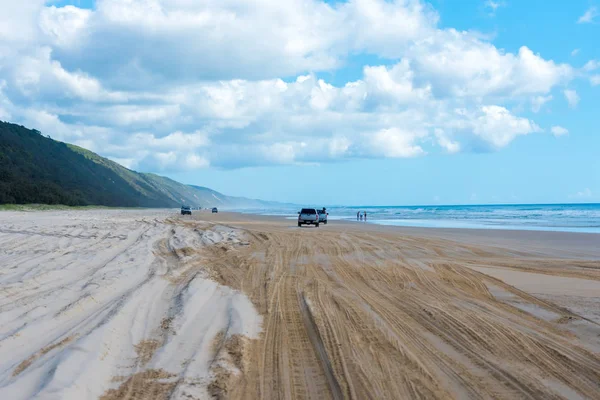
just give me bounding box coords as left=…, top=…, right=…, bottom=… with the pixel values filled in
left=189, top=216, right=600, bottom=400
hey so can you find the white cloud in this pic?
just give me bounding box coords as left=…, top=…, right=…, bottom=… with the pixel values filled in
left=104, top=105, right=181, bottom=127
left=0, top=0, right=587, bottom=171
left=550, top=126, right=568, bottom=137
left=0, top=0, right=45, bottom=44
left=582, top=61, right=600, bottom=86
left=42, top=0, right=346, bottom=84
left=341, top=0, right=439, bottom=57
left=564, top=89, right=580, bottom=108
left=468, top=105, right=540, bottom=148
left=583, top=60, right=600, bottom=71
left=409, top=33, right=573, bottom=98
left=183, top=153, right=210, bottom=169
left=29, top=0, right=437, bottom=86
left=531, top=95, right=552, bottom=113
left=434, top=129, right=461, bottom=153
left=3, top=46, right=126, bottom=104
left=365, top=128, right=425, bottom=158
left=485, top=1, right=505, bottom=16
left=129, top=131, right=210, bottom=151
left=571, top=48, right=580, bottom=56
left=362, top=60, right=432, bottom=106
left=570, top=188, right=593, bottom=199
left=577, top=7, right=598, bottom=24
left=0, top=84, right=11, bottom=120
left=8, top=0, right=569, bottom=94
left=40, top=6, right=92, bottom=49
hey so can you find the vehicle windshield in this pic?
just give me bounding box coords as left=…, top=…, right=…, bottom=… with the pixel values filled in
left=318, top=210, right=326, bottom=214
left=300, top=209, right=316, bottom=214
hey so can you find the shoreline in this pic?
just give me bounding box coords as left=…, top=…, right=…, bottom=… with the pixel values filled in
left=237, top=207, right=600, bottom=235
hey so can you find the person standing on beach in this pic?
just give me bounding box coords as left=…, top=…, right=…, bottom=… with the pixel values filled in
left=357, top=211, right=360, bottom=221
left=364, top=211, right=367, bottom=222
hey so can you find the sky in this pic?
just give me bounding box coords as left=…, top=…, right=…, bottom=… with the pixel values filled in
left=0, top=0, right=598, bottom=206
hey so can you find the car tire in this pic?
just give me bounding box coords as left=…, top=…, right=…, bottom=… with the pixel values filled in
left=324, top=221, right=327, bottom=225
left=315, top=223, right=319, bottom=227
left=298, top=222, right=302, bottom=227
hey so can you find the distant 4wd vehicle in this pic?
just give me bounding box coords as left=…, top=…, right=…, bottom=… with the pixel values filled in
left=181, top=206, right=192, bottom=215
left=212, top=207, right=218, bottom=213
left=318, top=208, right=328, bottom=225
left=298, top=208, right=319, bottom=227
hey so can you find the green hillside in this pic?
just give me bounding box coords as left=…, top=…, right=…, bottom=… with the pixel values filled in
left=0, top=121, right=241, bottom=207
left=0, top=122, right=169, bottom=206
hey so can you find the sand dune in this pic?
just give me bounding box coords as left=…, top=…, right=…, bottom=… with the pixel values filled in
left=0, top=211, right=260, bottom=399
left=1, top=210, right=599, bottom=399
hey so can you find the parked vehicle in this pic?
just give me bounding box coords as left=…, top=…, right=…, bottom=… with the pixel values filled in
left=298, top=208, right=319, bottom=227
left=318, top=208, right=328, bottom=224
left=181, top=206, right=192, bottom=215
left=212, top=207, right=218, bottom=213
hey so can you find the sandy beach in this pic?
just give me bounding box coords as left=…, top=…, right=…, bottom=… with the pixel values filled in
left=1, top=209, right=599, bottom=399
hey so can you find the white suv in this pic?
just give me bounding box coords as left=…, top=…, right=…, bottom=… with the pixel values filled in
left=298, top=208, right=319, bottom=227
left=317, top=208, right=328, bottom=225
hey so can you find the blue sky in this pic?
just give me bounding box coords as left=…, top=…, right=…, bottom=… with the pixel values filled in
left=1, top=0, right=598, bottom=205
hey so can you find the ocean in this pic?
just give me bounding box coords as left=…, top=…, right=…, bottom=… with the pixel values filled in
left=236, top=203, right=600, bottom=234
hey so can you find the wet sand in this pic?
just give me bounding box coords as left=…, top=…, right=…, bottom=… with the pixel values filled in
left=1, top=209, right=599, bottom=399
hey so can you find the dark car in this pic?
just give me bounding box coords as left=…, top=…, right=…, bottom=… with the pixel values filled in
left=212, top=207, right=218, bottom=213
left=181, top=206, right=192, bottom=215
